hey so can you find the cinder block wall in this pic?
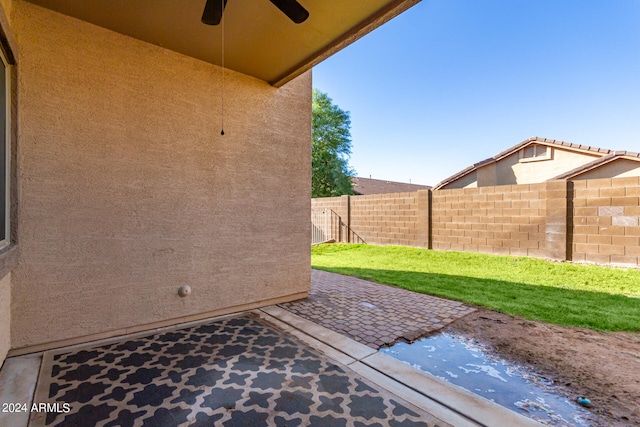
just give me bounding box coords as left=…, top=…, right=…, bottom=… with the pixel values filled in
left=312, top=177, right=640, bottom=267
left=350, top=193, right=418, bottom=246
left=571, top=177, right=640, bottom=266
left=311, top=196, right=343, bottom=215
left=432, top=184, right=547, bottom=257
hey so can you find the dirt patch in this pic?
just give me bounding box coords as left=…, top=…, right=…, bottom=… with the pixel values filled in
left=444, top=309, right=640, bottom=427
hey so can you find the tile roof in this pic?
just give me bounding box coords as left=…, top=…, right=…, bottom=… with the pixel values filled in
left=492, top=136, right=614, bottom=161
left=433, top=136, right=618, bottom=190
left=351, top=177, right=431, bottom=195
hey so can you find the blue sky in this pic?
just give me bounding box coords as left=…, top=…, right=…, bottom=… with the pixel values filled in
left=312, top=0, right=640, bottom=186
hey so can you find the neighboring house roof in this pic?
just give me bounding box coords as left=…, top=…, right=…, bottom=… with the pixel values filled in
left=551, top=150, right=640, bottom=180
left=433, top=136, right=621, bottom=190
left=351, top=177, right=431, bottom=195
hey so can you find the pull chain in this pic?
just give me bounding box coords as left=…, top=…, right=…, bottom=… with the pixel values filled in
left=220, top=0, right=225, bottom=136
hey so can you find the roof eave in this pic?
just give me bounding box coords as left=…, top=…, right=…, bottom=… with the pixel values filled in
left=272, top=0, right=420, bottom=87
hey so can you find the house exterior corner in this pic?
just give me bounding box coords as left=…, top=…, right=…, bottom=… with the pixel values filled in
left=3, top=1, right=312, bottom=356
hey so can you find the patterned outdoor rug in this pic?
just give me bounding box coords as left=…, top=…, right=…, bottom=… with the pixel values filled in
left=30, top=314, right=449, bottom=427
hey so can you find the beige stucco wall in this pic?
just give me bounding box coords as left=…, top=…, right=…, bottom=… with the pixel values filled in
left=442, top=146, right=607, bottom=189
left=496, top=147, right=600, bottom=185
left=11, top=2, right=311, bottom=350
left=441, top=170, right=477, bottom=189
left=572, top=159, right=640, bottom=180
left=0, top=0, right=10, bottom=20
left=476, top=163, right=496, bottom=186
left=0, top=273, right=9, bottom=365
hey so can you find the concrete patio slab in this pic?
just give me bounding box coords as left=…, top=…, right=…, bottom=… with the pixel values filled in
left=0, top=353, right=42, bottom=427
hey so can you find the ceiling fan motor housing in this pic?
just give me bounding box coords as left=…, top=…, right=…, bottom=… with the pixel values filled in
left=201, top=0, right=309, bottom=26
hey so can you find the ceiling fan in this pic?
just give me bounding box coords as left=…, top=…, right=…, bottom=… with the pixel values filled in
left=201, top=0, right=309, bottom=25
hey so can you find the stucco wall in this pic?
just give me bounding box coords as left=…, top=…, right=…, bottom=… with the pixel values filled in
left=0, top=273, right=9, bottom=365
left=497, top=147, right=600, bottom=185
left=444, top=147, right=605, bottom=189
left=0, top=0, right=9, bottom=20
left=442, top=170, right=477, bottom=189
left=476, top=163, right=497, bottom=186
left=572, top=159, right=640, bottom=181
left=11, top=2, right=311, bottom=350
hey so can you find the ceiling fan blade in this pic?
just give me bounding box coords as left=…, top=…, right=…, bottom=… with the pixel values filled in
left=201, top=0, right=227, bottom=25
left=269, top=0, right=309, bottom=24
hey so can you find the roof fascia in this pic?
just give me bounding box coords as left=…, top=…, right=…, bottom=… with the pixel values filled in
left=271, top=0, right=420, bottom=87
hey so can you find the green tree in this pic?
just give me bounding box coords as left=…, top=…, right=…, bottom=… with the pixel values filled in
left=312, top=89, right=355, bottom=197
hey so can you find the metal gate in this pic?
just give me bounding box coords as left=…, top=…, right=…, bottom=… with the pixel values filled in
left=311, top=209, right=333, bottom=244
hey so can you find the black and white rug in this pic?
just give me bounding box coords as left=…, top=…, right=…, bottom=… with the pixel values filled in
left=31, top=314, right=448, bottom=426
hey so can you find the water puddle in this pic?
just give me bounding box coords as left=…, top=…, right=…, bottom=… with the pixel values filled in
left=380, top=333, right=594, bottom=426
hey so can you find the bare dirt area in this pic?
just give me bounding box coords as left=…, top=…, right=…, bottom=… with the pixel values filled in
left=445, top=309, right=640, bottom=427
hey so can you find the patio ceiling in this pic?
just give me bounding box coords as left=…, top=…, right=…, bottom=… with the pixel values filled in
left=26, top=0, right=421, bottom=86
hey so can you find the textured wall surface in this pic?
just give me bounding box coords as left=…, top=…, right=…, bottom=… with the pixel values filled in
left=432, top=184, right=547, bottom=257
left=350, top=193, right=418, bottom=246
left=572, top=159, right=640, bottom=181
left=499, top=148, right=599, bottom=185
left=311, top=197, right=342, bottom=213
left=0, top=273, right=9, bottom=364
left=0, top=0, right=9, bottom=20
left=311, top=193, right=421, bottom=246
left=441, top=170, right=477, bottom=190
left=571, top=177, right=640, bottom=266
left=12, top=2, right=311, bottom=349
left=312, top=178, right=640, bottom=267
left=443, top=148, right=603, bottom=189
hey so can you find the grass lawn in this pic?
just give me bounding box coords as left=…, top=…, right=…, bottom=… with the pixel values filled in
left=311, top=244, right=640, bottom=331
